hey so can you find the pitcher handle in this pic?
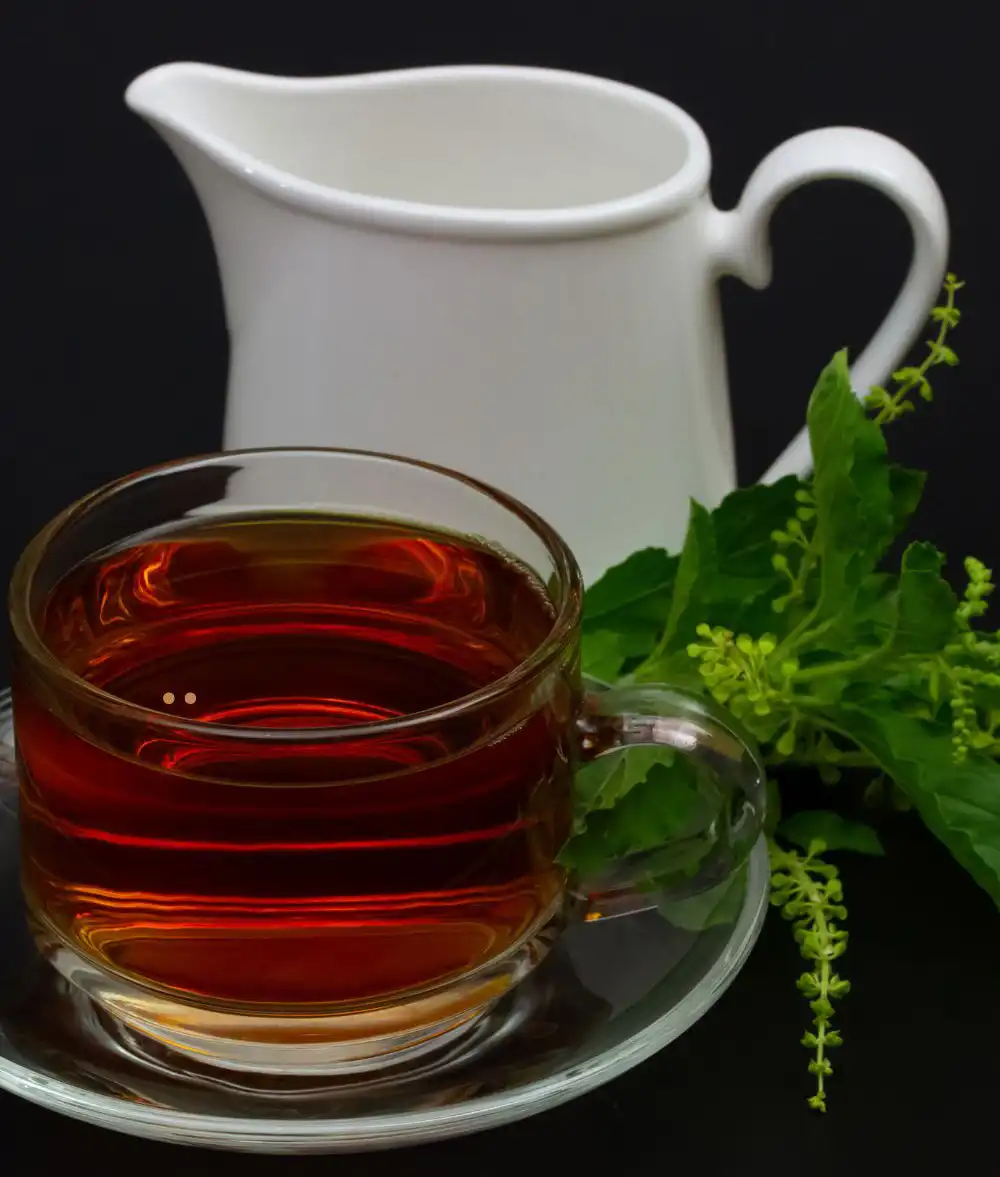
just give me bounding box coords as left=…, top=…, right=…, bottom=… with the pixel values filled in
left=711, top=126, right=949, bottom=482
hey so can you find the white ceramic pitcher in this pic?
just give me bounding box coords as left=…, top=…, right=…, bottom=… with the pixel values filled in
left=126, top=63, right=948, bottom=580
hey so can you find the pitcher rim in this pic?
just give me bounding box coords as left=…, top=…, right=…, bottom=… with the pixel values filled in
left=125, top=62, right=713, bottom=241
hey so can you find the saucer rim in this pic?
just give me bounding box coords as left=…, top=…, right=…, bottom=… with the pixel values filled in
left=0, top=687, right=768, bottom=1150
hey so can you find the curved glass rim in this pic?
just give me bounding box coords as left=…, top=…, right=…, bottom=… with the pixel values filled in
left=9, top=447, right=583, bottom=744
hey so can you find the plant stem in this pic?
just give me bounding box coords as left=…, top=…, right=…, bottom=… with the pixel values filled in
left=792, top=645, right=888, bottom=683
left=770, top=842, right=847, bottom=1112
left=774, top=606, right=823, bottom=663
left=785, top=853, right=833, bottom=1108
left=873, top=279, right=957, bottom=425
left=777, top=749, right=873, bottom=769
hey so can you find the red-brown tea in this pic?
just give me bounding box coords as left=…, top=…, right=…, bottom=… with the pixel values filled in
left=16, top=515, right=574, bottom=1008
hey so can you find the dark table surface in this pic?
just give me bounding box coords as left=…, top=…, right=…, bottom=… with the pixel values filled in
left=5, top=0, right=1000, bottom=1172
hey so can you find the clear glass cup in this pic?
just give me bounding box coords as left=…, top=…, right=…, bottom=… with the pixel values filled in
left=9, top=449, right=764, bottom=1074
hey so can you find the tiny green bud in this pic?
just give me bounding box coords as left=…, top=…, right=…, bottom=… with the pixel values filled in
left=772, top=552, right=789, bottom=571
left=816, top=733, right=840, bottom=761
left=736, top=634, right=754, bottom=656
left=758, top=634, right=777, bottom=655
left=695, top=623, right=712, bottom=638
left=776, top=729, right=796, bottom=757
left=780, top=658, right=799, bottom=676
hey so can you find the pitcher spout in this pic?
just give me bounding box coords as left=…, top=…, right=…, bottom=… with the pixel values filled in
left=125, top=62, right=289, bottom=180
left=126, top=61, right=214, bottom=133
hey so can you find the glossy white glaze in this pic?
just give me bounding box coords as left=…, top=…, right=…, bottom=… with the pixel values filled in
left=127, top=63, right=949, bottom=579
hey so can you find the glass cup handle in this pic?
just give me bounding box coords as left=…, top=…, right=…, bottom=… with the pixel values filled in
left=568, top=683, right=767, bottom=920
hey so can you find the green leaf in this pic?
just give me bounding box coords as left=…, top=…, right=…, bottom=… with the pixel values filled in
left=571, top=746, right=677, bottom=818
left=659, top=500, right=716, bottom=656
left=630, top=837, right=713, bottom=887
left=711, top=477, right=807, bottom=634
left=836, top=705, right=1000, bottom=908
left=887, top=464, right=926, bottom=541
left=657, top=861, right=748, bottom=930
left=581, top=630, right=627, bottom=684
left=852, top=572, right=898, bottom=632
left=559, top=757, right=711, bottom=874
left=778, top=810, right=885, bottom=856
left=805, top=571, right=898, bottom=659
left=808, top=351, right=895, bottom=617
left=583, top=548, right=678, bottom=628
left=713, top=476, right=804, bottom=581
left=638, top=481, right=801, bottom=675
left=889, top=542, right=959, bottom=654
left=582, top=548, right=679, bottom=672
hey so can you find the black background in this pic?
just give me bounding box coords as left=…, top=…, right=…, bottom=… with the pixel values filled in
left=4, top=1, right=1000, bottom=1171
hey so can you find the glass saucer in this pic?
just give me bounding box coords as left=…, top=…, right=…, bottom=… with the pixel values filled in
left=0, top=688, right=768, bottom=1154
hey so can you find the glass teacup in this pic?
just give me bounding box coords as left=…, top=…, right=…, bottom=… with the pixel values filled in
left=10, top=449, right=763, bottom=1073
